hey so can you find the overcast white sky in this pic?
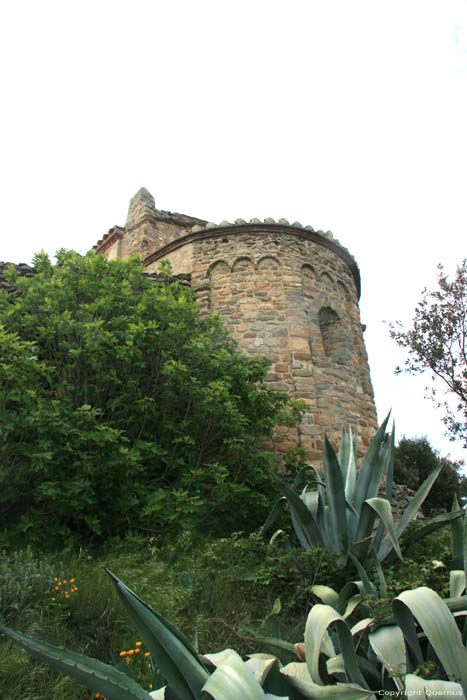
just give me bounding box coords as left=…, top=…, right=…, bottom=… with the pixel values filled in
left=1, top=0, right=466, bottom=464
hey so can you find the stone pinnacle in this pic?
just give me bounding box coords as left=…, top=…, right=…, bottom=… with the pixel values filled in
left=125, top=188, right=156, bottom=229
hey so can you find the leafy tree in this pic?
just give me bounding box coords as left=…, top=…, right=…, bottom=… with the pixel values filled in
left=0, top=251, right=302, bottom=546
left=390, top=260, right=467, bottom=446
left=394, top=436, right=467, bottom=514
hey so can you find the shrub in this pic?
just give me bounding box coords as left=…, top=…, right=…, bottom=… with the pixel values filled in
left=0, top=251, right=302, bottom=547
left=394, top=436, right=467, bottom=514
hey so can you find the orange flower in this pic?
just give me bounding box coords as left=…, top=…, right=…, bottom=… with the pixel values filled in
left=144, top=652, right=150, bottom=657
left=135, top=648, right=141, bottom=654
left=127, top=649, right=134, bottom=655
left=70, top=578, right=75, bottom=583
left=135, top=641, right=142, bottom=646
left=119, top=651, right=126, bottom=657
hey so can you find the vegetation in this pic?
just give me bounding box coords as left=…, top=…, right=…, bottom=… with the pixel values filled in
left=0, top=251, right=301, bottom=547
left=390, top=259, right=467, bottom=446
left=0, top=526, right=465, bottom=700
left=260, top=417, right=461, bottom=576
left=1, top=418, right=465, bottom=699
left=394, top=436, right=467, bottom=514
left=1, top=252, right=467, bottom=698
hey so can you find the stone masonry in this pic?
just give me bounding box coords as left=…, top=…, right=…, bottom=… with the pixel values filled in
left=95, top=188, right=378, bottom=463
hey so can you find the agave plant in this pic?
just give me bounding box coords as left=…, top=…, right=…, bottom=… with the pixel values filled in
left=450, top=496, right=467, bottom=574
left=250, top=574, right=467, bottom=699
left=3, top=568, right=467, bottom=699
left=0, top=569, right=375, bottom=700
left=261, top=414, right=464, bottom=571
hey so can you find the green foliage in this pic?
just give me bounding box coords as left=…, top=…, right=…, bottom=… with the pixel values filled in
left=390, top=258, right=467, bottom=445
left=0, top=568, right=373, bottom=700
left=394, top=436, right=467, bottom=514
left=4, top=563, right=467, bottom=699
left=0, top=529, right=462, bottom=699
left=0, top=251, right=301, bottom=546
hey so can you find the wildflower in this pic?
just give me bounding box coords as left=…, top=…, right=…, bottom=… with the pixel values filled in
left=51, top=597, right=55, bottom=601
left=149, top=685, right=153, bottom=690
left=65, top=594, right=69, bottom=599
left=127, top=649, right=134, bottom=655
left=70, top=578, right=75, bottom=583
left=135, top=641, right=142, bottom=646
left=54, top=577, right=58, bottom=582
left=144, top=652, right=150, bottom=657
left=135, top=648, right=140, bottom=654
left=125, top=657, right=130, bottom=664
left=119, top=651, right=126, bottom=657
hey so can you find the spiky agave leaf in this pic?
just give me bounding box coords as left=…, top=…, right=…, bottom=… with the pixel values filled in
left=378, top=466, right=443, bottom=562
left=201, top=651, right=287, bottom=700
left=352, top=413, right=391, bottom=517
left=105, top=569, right=208, bottom=700
left=304, top=604, right=368, bottom=689
left=450, top=570, right=466, bottom=598
left=0, top=625, right=152, bottom=700
left=393, top=587, right=467, bottom=696
left=322, top=436, right=348, bottom=556
left=272, top=476, right=325, bottom=550
left=280, top=663, right=373, bottom=700
left=354, top=498, right=402, bottom=562
left=404, top=673, right=465, bottom=699
left=368, top=625, right=406, bottom=690
left=451, top=496, right=465, bottom=571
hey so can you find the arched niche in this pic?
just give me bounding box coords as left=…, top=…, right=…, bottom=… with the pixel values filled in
left=232, top=257, right=254, bottom=274
left=257, top=256, right=280, bottom=271
left=319, top=271, right=334, bottom=286
left=319, top=306, right=351, bottom=363
left=208, top=261, right=231, bottom=313
left=209, top=260, right=230, bottom=279
left=301, top=264, right=315, bottom=296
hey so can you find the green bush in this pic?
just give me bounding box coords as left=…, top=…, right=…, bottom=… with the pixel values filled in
left=0, top=251, right=302, bottom=547
left=394, top=436, right=467, bottom=514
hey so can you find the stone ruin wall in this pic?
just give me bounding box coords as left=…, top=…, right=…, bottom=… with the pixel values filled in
left=145, top=227, right=378, bottom=464
left=95, top=188, right=379, bottom=465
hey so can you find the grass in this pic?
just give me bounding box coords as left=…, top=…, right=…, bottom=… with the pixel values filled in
left=0, top=526, right=454, bottom=699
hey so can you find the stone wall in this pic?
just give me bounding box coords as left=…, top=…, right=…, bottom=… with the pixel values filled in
left=96, top=189, right=379, bottom=463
